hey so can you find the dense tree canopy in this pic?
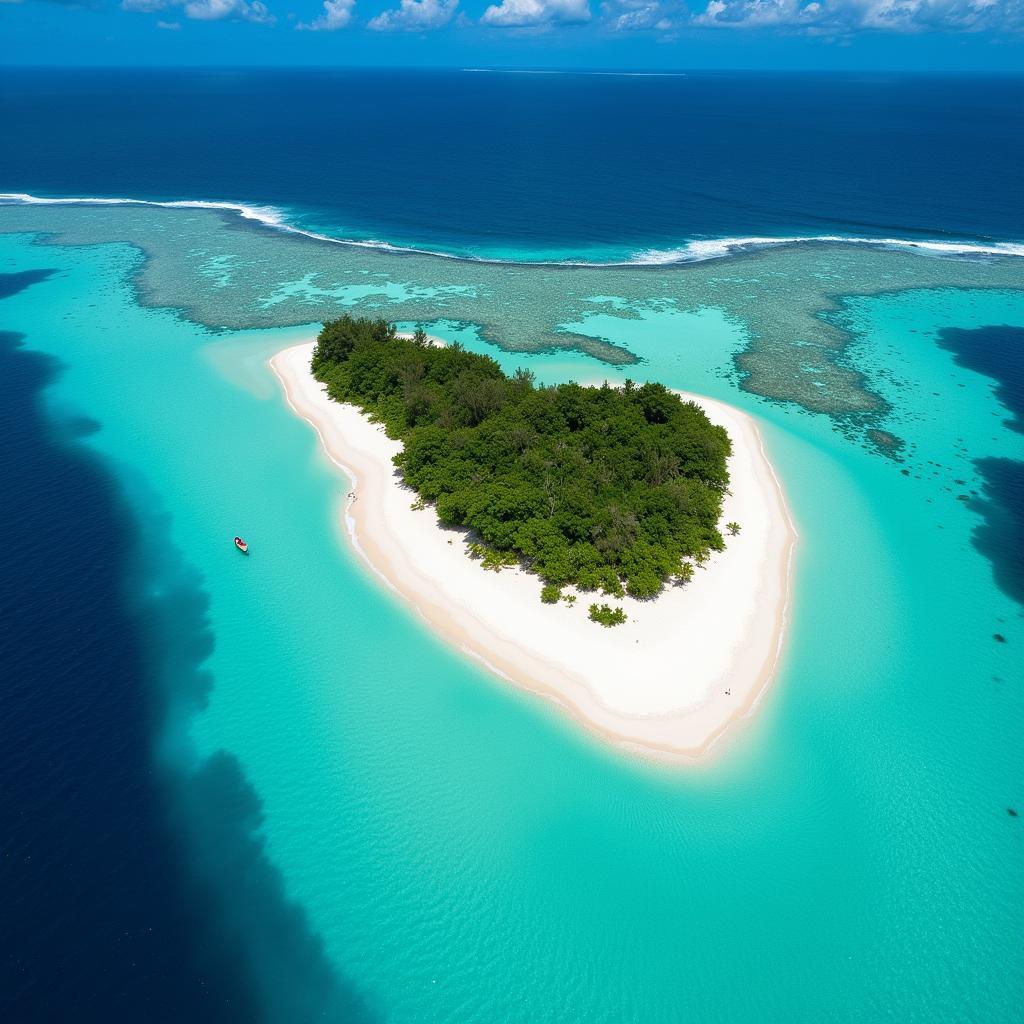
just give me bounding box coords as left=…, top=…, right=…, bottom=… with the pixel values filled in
left=313, top=316, right=731, bottom=601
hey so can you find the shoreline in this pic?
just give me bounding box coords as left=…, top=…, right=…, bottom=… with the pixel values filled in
left=270, top=341, right=798, bottom=764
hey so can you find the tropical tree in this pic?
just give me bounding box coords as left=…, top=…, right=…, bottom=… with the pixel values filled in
left=312, top=316, right=732, bottom=612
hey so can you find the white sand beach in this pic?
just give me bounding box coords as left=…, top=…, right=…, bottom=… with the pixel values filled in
left=271, top=341, right=797, bottom=762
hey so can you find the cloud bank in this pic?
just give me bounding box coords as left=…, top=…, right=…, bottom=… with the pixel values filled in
left=121, top=0, right=274, bottom=22
left=297, top=0, right=355, bottom=28
left=184, top=0, right=273, bottom=19
left=691, top=0, right=1023, bottom=33
left=604, top=0, right=674, bottom=29
left=480, top=0, right=591, bottom=27
left=368, top=0, right=457, bottom=29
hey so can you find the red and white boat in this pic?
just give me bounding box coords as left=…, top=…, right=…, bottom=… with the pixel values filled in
left=234, top=536, right=249, bottom=554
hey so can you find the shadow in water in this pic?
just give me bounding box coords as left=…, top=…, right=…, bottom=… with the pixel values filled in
left=132, top=506, right=375, bottom=1024
left=0, top=267, right=56, bottom=298
left=971, top=458, right=1024, bottom=609
left=937, top=325, right=1024, bottom=434
left=0, top=284, right=376, bottom=1023
left=935, top=325, right=1024, bottom=608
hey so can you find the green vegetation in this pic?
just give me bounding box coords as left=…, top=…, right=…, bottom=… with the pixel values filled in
left=727, top=521, right=741, bottom=536
left=540, top=583, right=562, bottom=604
left=589, top=603, right=628, bottom=628
left=312, top=315, right=731, bottom=605
left=467, top=541, right=518, bottom=572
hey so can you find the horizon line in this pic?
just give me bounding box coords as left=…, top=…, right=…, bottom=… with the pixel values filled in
left=3, top=63, right=1024, bottom=76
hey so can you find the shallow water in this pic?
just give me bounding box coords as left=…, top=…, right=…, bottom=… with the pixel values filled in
left=1, top=209, right=1023, bottom=1022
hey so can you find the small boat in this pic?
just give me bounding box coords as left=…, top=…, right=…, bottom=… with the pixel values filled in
left=234, top=536, right=249, bottom=555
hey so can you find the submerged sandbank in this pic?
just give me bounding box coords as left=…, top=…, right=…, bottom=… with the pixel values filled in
left=270, top=342, right=797, bottom=762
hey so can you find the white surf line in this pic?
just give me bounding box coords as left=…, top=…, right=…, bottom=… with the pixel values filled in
left=4, top=192, right=1023, bottom=267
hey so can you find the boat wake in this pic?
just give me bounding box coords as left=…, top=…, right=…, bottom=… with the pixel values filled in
left=3, top=192, right=1023, bottom=268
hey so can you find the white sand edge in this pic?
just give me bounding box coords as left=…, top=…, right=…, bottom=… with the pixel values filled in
left=270, top=341, right=798, bottom=764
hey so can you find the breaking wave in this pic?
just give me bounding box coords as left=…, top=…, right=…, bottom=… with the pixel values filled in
left=3, top=192, right=1023, bottom=267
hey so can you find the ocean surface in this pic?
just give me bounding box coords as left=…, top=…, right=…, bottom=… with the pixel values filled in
left=1, top=69, right=1023, bottom=1022
left=3, top=67, right=1024, bottom=262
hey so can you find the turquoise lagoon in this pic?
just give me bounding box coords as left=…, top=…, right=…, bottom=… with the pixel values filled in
left=2, top=208, right=1022, bottom=1023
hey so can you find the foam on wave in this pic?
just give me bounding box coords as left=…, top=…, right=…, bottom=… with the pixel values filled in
left=630, top=235, right=1024, bottom=264
left=3, top=192, right=1022, bottom=267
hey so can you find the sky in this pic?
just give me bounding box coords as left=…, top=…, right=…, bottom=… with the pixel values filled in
left=1, top=0, right=1022, bottom=69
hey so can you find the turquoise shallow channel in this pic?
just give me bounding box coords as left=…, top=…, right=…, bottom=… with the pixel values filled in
left=2, top=207, right=1022, bottom=1023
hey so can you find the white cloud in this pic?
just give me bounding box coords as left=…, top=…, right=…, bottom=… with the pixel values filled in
left=183, top=0, right=274, bottom=20
left=297, top=0, right=355, bottom=28
left=607, top=1, right=661, bottom=27
left=617, top=3, right=656, bottom=24
left=122, top=0, right=274, bottom=21
left=691, top=0, right=1023, bottom=32
left=368, top=0, right=457, bottom=29
left=601, top=0, right=675, bottom=30
left=480, top=0, right=591, bottom=26
left=156, top=17, right=181, bottom=24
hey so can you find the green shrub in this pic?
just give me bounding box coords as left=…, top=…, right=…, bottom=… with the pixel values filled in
left=588, top=603, right=627, bottom=627
left=540, top=584, right=562, bottom=604
left=467, top=542, right=519, bottom=572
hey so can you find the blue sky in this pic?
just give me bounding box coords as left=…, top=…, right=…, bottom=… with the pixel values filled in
left=2, top=0, right=1022, bottom=69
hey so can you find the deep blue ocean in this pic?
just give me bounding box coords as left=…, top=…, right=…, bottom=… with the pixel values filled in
left=2, top=68, right=1023, bottom=260
left=0, top=269, right=370, bottom=1022
left=0, top=276, right=256, bottom=1021
left=2, top=69, right=1023, bottom=1023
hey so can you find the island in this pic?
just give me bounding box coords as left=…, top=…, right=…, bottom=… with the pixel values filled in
left=271, top=317, right=797, bottom=762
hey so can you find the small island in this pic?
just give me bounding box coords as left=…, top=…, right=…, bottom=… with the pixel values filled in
left=272, top=317, right=797, bottom=762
